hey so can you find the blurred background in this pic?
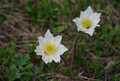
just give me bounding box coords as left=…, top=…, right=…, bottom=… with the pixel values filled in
left=0, top=0, right=120, bottom=81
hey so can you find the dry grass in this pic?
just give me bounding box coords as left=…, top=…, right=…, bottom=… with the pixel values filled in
left=0, top=1, right=42, bottom=54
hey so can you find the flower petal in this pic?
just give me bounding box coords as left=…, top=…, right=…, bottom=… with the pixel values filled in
left=72, top=17, right=80, bottom=23
left=45, top=29, right=54, bottom=43
left=89, top=13, right=101, bottom=20
left=73, top=18, right=86, bottom=31
left=96, top=24, right=100, bottom=27
left=79, top=25, right=87, bottom=31
left=54, top=35, right=62, bottom=47
left=57, top=44, right=68, bottom=55
left=42, top=55, right=52, bottom=64
left=37, top=36, right=46, bottom=48
left=92, top=19, right=100, bottom=26
left=34, top=46, right=45, bottom=55
left=80, top=11, right=88, bottom=19
left=84, top=6, right=93, bottom=16
left=52, top=53, right=60, bottom=62
left=85, top=29, right=95, bottom=36
left=80, top=6, right=93, bottom=19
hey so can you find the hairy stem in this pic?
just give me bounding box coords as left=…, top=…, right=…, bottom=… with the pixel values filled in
left=61, top=55, right=68, bottom=67
left=71, top=35, right=78, bottom=70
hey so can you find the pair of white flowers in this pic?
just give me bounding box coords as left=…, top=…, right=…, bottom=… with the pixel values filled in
left=35, top=6, right=101, bottom=64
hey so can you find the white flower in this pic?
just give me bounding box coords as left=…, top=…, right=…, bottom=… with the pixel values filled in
left=73, top=6, right=101, bottom=36
left=35, top=29, right=68, bottom=64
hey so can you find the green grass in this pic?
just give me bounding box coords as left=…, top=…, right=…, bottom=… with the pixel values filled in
left=0, top=0, right=120, bottom=81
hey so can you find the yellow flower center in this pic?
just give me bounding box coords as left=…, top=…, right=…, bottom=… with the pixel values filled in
left=82, top=19, right=92, bottom=28
left=44, top=42, right=57, bottom=56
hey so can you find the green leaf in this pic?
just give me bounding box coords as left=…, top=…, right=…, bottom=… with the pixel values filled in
left=0, top=48, right=6, bottom=63
left=6, top=68, right=21, bottom=80
left=40, top=62, right=44, bottom=74
left=31, top=66, right=39, bottom=74
left=19, top=63, right=33, bottom=71
left=11, top=53, right=30, bottom=66
left=21, top=72, right=33, bottom=81
left=50, top=18, right=55, bottom=27
left=0, top=47, right=6, bottom=57
left=53, top=26, right=67, bottom=34
left=8, top=44, right=15, bottom=55
left=26, top=38, right=30, bottom=54
left=2, top=45, right=15, bottom=65
left=57, top=75, right=61, bottom=81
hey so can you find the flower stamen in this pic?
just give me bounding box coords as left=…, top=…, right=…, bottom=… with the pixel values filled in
left=44, top=42, right=56, bottom=56
left=82, top=19, right=92, bottom=28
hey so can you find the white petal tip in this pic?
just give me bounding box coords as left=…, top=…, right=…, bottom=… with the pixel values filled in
left=47, top=29, right=50, bottom=32
left=37, top=36, right=43, bottom=40
left=46, top=29, right=51, bottom=35
left=65, top=48, right=68, bottom=51
left=72, top=17, right=80, bottom=23
left=88, top=32, right=94, bottom=36
left=88, top=6, right=92, bottom=9
left=72, top=19, right=76, bottom=22
left=96, top=25, right=100, bottom=27
left=54, top=60, right=60, bottom=63
left=44, top=62, right=48, bottom=64
left=85, top=30, right=94, bottom=36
